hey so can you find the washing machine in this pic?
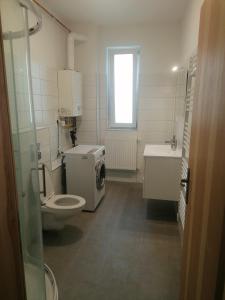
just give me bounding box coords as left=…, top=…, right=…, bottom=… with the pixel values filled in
left=64, top=145, right=106, bottom=211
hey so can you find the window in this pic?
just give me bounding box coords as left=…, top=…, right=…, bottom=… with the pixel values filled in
left=107, top=47, right=140, bottom=129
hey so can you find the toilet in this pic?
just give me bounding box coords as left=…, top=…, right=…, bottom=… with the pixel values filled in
left=39, top=164, right=86, bottom=230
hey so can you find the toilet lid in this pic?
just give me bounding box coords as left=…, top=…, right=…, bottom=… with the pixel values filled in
left=45, top=194, right=86, bottom=210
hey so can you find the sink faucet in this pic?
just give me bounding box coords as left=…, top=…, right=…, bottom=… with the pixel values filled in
left=165, top=135, right=177, bottom=150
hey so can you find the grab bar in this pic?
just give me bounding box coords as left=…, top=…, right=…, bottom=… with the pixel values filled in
left=3, top=0, right=42, bottom=40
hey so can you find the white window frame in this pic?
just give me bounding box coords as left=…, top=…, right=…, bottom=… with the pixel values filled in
left=107, top=46, right=140, bottom=129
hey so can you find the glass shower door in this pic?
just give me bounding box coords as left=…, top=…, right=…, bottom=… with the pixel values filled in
left=0, top=0, right=46, bottom=299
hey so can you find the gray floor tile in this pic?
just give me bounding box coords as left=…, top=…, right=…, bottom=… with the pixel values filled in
left=43, top=181, right=181, bottom=300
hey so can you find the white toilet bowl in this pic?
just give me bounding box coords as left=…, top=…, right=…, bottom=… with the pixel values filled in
left=39, top=164, right=86, bottom=230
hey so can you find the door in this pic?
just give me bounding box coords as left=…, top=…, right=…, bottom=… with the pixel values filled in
left=180, top=0, right=225, bottom=299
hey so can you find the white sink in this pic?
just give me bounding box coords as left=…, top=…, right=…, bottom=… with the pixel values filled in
left=144, top=144, right=182, bottom=158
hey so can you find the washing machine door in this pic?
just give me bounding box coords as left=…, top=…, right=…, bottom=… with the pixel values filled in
left=96, top=160, right=106, bottom=190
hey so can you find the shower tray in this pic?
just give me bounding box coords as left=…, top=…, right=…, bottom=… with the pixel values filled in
left=25, top=263, right=58, bottom=300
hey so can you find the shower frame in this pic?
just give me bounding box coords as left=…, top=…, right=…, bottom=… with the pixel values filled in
left=0, top=19, right=26, bottom=300
left=0, top=0, right=43, bottom=299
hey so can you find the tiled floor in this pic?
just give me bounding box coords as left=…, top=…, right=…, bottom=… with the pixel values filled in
left=43, top=181, right=181, bottom=300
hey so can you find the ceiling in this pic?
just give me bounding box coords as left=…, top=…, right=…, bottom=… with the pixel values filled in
left=39, top=0, right=188, bottom=26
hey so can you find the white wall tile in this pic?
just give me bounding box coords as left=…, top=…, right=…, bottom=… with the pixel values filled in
left=35, top=111, right=43, bottom=125
left=20, top=130, right=34, bottom=152
left=138, top=130, right=172, bottom=144
left=32, top=63, right=70, bottom=163
left=139, top=73, right=177, bottom=86
left=77, top=131, right=97, bottom=144
left=83, top=86, right=97, bottom=98
left=138, top=98, right=174, bottom=110
left=83, top=74, right=97, bottom=86
left=15, top=75, right=26, bottom=94
left=138, top=109, right=173, bottom=121
left=42, top=96, right=58, bottom=110
left=138, top=120, right=173, bottom=132
left=40, top=80, right=58, bottom=96
left=100, top=108, right=107, bottom=120
left=33, top=95, right=43, bottom=110
left=39, top=65, right=57, bottom=82
left=139, top=85, right=176, bottom=98
left=31, top=63, right=40, bottom=78
left=32, top=78, right=41, bottom=94
left=82, top=109, right=97, bottom=121
left=77, top=120, right=97, bottom=132
left=16, top=93, right=25, bottom=111
left=36, top=127, right=50, bottom=147
left=83, top=98, right=97, bottom=110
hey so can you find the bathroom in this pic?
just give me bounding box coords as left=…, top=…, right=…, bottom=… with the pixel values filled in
left=1, top=0, right=225, bottom=299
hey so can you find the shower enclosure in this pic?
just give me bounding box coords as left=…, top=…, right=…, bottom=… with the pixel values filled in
left=0, top=0, right=50, bottom=299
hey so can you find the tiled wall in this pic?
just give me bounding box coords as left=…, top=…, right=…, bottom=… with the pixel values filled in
left=74, top=24, right=186, bottom=182
left=36, top=127, right=63, bottom=195
left=76, top=73, right=98, bottom=145
left=137, top=71, right=186, bottom=181
left=76, top=70, right=186, bottom=183
left=31, top=63, right=71, bottom=162
left=97, top=70, right=186, bottom=182
left=175, top=72, right=188, bottom=148
left=36, top=127, right=51, bottom=168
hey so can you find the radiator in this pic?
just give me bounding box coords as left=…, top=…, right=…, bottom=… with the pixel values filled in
left=104, top=131, right=137, bottom=170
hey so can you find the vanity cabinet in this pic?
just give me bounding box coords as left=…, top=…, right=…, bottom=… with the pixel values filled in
left=143, top=145, right=182, bottom=201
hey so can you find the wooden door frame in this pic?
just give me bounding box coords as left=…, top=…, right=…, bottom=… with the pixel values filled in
left=0, top=16, right=26, bottom=300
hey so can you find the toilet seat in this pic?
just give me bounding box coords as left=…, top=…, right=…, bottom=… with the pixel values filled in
left=43, top=194, right=86, bottom=211
left=39, top=163, right=86, bottom=230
